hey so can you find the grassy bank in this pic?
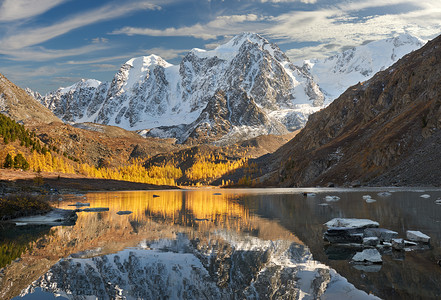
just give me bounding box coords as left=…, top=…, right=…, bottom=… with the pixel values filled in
left=0, top=194, right=52, bottom=221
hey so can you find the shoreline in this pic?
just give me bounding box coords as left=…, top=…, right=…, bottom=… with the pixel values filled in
left=0, top=169, right=178, bottom=195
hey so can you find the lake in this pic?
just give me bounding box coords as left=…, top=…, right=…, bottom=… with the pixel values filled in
left=1, top=188, right=441, bottom=299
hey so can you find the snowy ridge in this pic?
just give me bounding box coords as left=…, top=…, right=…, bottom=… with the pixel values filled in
left=305, top=33, right=424, bottom=104
left=19, top=232, right=378, bottom=299
left=37, top=32, right=324, bottom=144
left=35, top=33, right=424, bottom=144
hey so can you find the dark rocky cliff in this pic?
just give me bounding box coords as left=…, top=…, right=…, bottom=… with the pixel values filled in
left=265, top=33, right=441, bottom=187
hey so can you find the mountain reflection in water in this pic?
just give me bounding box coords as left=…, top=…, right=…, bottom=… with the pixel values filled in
left=1, top=188, right=441, bottom=299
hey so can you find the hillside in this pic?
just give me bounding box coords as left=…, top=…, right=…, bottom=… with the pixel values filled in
left=261, top=33, right=441, bottom=187
left=0, top=73, right=294, bottom=188
left=0, top=74, right=60, bottom=125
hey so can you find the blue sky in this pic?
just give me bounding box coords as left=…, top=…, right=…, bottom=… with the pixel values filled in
left=0, top=0, right=440, bottom=94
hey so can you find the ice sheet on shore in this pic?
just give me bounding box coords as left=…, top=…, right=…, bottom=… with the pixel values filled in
left=10, top=209, right=77, bottom=226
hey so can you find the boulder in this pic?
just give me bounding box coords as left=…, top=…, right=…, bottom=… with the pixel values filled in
left=406, top=230, right=430, bottom=243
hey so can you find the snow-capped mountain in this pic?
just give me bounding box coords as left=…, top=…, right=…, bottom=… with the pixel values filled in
left=36, top=33, right=324, bottom=144
left=35, top=33, right=424, bottom=144
left=304, top=33, right=424, bottom=104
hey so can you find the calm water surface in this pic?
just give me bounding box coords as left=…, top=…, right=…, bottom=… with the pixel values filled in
left=1, top=188, right=441, bottom=299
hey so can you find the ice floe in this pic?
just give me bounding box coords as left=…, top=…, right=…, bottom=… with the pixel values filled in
left=406, top=230, right=430, bottom=243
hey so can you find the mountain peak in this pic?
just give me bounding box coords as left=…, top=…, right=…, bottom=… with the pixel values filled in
left=388, top=33, right=425, bottom=47
left=59, top=79, right=101, bottom=94
left=125, top=54, right=171, bottom=70
left=189, top=32, right=269, bottom=61
left=229, top=32, right=267, bottom=46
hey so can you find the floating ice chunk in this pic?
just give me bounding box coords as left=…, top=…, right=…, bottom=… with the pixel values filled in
left=352, top=248, right=382, bottom=263
left=406, top=230, right=430, bottom=243
left=365, top=198, right=376, bottom=203
left=68, top=202, right=90, bottom=207
left=435, top=199, right=441, bottom=205
left=352, top=264, right=382, bottom=272
left=363, top=237, right=379, bottom=246
left=362, top=195, right=372, bottom=200
left=15, top=222, right=28, bottom=226
left=116, top=211, right=133, bottom=215
left=303, top=192, right=316, bottom=197
left=325, top=195, right=340, bottom=202
left=392, top=238, right=405, bottom=250
left=11, top=209, right=77, bottom=226
left=364, top=228, right=398, bottom=242
left=80, top=207, right=109, bottom=212
left=377, top=192, right=392, bottom=197
left=325, top=218, right=379, bottom=229
left=420, top=194, right=430, bottom=198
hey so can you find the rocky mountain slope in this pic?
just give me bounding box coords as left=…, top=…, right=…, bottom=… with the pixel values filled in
left=0, top=73, right=60, bottom=125
left=36, top=33, right=325, bottom=145
left=262, top=33, right=441, bottom=187
left=305, top=34, right=424, bottom=103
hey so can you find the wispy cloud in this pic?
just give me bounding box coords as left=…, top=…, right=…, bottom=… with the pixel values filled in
left=258, top=0, right=317, bottom=3
left=1, top=44, right=109, bottom=62
left=0, top=1, right=160, bottom=50
left=111, top=14, right=266, bottom=40
left=64, top=47, right=188, bottom=66
left=265, top=0, right=441, bottom=60
left=0, top=0, right=67, bottom=22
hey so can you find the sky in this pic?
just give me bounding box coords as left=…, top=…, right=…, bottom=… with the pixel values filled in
left=0, top=0, right=440, bottom=94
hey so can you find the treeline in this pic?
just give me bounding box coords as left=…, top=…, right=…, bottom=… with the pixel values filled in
left=1, top=114, right=256, bottom=186
left=185, top=153, right=247, bottom=183
left=0, top=114, right=49, bottom=154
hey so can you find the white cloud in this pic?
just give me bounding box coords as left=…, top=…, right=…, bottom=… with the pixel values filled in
left=0, top=0, right=66, bottom=22
left=264, top=0, right=441, bottom=60
left=0, top=1, right=160, bottom=50
left=90, top=64, right=118, bottom=72
left=111, top=14, right=265, bottom=40
left=1, top=44, right=109, bottom=62
left=259, top=0, right=317, bottom=3
left=64, top=47, right=188, bottom=66
left=92, top=37, right=109, bottom=44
